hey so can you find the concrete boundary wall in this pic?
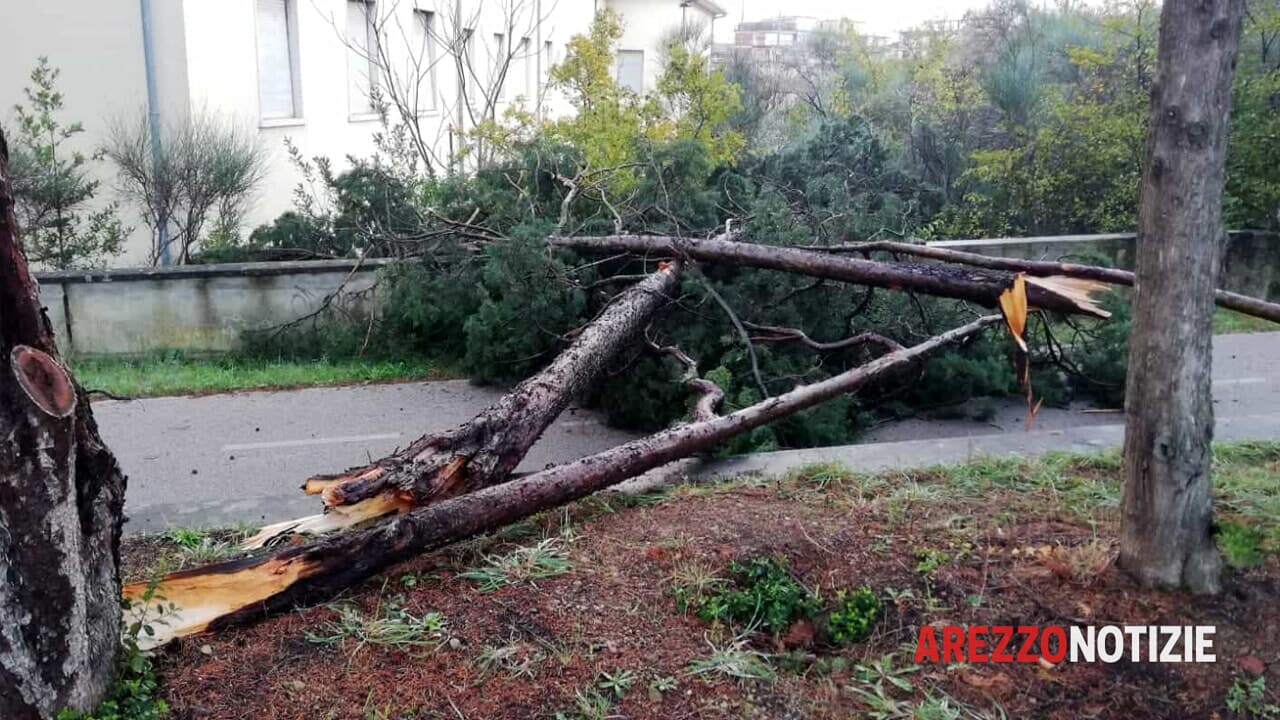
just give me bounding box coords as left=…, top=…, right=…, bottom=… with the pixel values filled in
left=31, top=230, right=1280, bottom=357
left=36, top=259, right=397, bottom=356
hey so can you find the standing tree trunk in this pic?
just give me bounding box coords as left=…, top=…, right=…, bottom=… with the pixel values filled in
left=1120, top=0, right=1244, bottom=594
left=0, top=132, right=127, bottom=716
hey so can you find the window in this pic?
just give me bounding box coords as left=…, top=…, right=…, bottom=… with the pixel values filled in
left=509, top=36, right=529, bottom=99
left=255, top=0, right=301, bottom=119
left=543, top=40, right=554, bottom=86
left=493, top=33, right=506, bottom=100
left=346, top=0, right=380, bottom=116
left=617, top=49, right=643, bottom=93
left=413, top=9, right=438, bottom=112
left=462, top=28, right=476, bottom=92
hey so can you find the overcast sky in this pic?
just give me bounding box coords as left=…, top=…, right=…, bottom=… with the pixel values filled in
left=713, top=0, right=998, bottom=39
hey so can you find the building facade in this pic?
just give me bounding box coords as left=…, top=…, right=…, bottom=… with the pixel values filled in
left=0, top=0, right=722, bottom=266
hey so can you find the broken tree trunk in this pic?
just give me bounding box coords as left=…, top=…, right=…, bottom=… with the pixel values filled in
left=551, top=234, right=1112, bottom=318
left=247, top=261, right=684, bottom=545
left=819, top=240, right=1280, bottom=324
left=129, top=315, right=1000, bottom=646
left=0, top=131, right=128, bottom=717
left=1120, top=0, right=1244, bottom=594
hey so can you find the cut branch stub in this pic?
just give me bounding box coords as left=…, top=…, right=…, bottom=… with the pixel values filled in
left=11, top=345, right=76, bottom=419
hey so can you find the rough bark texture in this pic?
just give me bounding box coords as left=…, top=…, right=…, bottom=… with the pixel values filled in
left=822, top=239, right=1280, bottom=323
left=0, top=131, right=127, bottom=716
left=252, top=262, right=683, bottom=545
left=1120, top=0, right=1244, bottom=594
left=128, top=315, right=999, bottom=644
left=552, top=234, right=1111, bottom=317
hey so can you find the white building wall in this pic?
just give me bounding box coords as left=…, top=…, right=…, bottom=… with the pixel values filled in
left=606, top=0, right=722, bottom=92
left=1, top=0, right=609, bottom=266
left=0, top=0, right=186, bottom=266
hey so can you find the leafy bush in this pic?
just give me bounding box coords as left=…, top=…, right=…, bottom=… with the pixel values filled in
left=825, top=588, right=882, bottom=645
left=691, top=557, right=821, bottom=634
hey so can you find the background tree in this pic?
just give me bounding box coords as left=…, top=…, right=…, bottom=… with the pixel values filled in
left=6, top=58, right=125, bottom=269
left=104, top=109, right=266, bottom=265
left=1120, top=0, right=1245, bottom=593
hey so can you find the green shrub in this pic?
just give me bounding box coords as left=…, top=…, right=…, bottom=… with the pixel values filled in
left=693, top=557, right=821, bottom=634
left=824, top=588, right=882, bottom=645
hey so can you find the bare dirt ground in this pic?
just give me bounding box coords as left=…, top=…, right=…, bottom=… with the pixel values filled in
left=125, top=447, right=1280, bottom=720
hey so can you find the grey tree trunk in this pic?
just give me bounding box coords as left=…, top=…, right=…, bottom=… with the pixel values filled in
left=1119, top=0, right=1244, bottom=594
left=0, top=134, right=128, bottom=715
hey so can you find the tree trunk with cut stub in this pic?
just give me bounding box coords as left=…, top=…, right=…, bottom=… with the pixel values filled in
left=0, top=131, right=128, bottom=717
left=1119, top=0, right=1244, bottom=594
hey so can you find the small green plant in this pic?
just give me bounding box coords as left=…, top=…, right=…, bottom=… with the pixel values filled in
left=693, top=556, right=820, bottom=634
left=475, top=642, right=543, bottom=679
left=668, top=560, right=725, bottom=613
left=459, top=537, right=573, bottom=592
left=825, top=587, right=882, bottom=645
left=1227, top=676, right=1280, bottom=719
left=649, top=675, right=678, bottom=694
left=1218, top=521, right=1266, bottom=568
left=59, top=579, right=175, bottom=720
left=164, top=528, right=205, bottom=549
left=554, top=688, right=614, bottom=720
left=686, top=636, right=777, bottom=682
left=914, top=547, right=951, bottom=576
left=597, top=668, right=636, bottom=699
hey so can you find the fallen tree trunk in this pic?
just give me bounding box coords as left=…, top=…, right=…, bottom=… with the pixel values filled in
left=818, top=240, right=1280, bottom=324
left=247, top=261, right=684, bottom=545
left=0, top=131, right=128, bottom=717
left=128, top=315, right=1001, bottom=645
left=551, top=234, right=1112, bottom=318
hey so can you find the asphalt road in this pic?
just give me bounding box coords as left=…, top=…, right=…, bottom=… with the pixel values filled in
left=99, top=331, right=1280, bottom=534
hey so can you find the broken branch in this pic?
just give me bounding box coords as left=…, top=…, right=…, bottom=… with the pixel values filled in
left=551, top=234, right=1112, bottom=318
left=820, top=240, right=1280, bottom=324
left=128, top=314, right=1001, bottom=646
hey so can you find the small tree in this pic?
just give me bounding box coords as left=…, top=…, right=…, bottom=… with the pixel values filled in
left=6, top=57, right=125, bottom=269
left=104, top=109, right=266, bottom=264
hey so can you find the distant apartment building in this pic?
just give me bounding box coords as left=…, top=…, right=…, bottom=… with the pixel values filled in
left=0, top=0, right=724, bottom=265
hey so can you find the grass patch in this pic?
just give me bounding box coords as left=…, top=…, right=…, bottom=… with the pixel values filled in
left=305, top=601, right=449, bottom=657
left=825, top=441, right=1280, bottom=565
left=71, top=352, right=455, bottom=398
left=1214, top=308, right=1280, bottom=334
left=458, top=537, right=574, bottom=593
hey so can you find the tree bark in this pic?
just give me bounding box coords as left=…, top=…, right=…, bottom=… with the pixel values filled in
left=128, top=315, right=1000, bottom=646
left=1120, top=0, right=1244, bottom=594
left=247, top=261, right=684, bottom=545
left=0, top=132, right=127, bottom=716
left=820, top=239, right=1280, bottom=323
left=552, top=234, right=1113, bottom=317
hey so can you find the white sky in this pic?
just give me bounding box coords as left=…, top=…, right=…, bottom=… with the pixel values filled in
left=713, top=0, right=997, bottom=40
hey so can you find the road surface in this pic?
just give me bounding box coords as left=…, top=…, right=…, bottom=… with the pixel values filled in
left=98, top=331, right=1280, bottom=534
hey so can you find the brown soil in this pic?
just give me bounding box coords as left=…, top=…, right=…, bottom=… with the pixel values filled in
left=131, top=468, right=1280, bottom=720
